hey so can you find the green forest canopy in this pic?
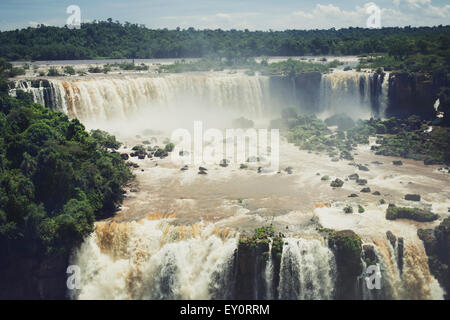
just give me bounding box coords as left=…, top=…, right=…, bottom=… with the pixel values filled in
left=0, top=20, right=449, bottom=61
left=0, top=59, right=133, bottom=257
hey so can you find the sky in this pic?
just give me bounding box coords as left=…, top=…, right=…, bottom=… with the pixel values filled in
left=0, top=0, right=449, bottom=31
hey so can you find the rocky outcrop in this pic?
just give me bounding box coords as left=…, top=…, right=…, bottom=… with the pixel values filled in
left=418, top=218, right=450, bottom=299
left=233, top=226, right=284, bottom=300
left=327, top=230, right=363, bottom=300
left=386, top=231, right=397, bottom=248
left=234, top=237, right=269, bottom=299
left=386, top=204, right=439, bottom=222
left=362, top=244, right=378, bottom=267
left=0, top=253, right=69, bottom=299
left=387, top=72, right=443, bottom=119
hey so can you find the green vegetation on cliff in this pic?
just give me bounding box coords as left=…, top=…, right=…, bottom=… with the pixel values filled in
left=239, top=225, right=284, bottom=261
left=327, top=229, right=363, bottom=299
left=273, top=111, right=450, bottom=165
left=375, top=125, right=450, bottom=164
left=0, top=62, right=133, bottom=257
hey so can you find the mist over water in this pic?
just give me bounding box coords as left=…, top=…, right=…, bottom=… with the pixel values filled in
left=10, top=70, right=387, bottom=134
left=11, top=70, right=448, bottom=300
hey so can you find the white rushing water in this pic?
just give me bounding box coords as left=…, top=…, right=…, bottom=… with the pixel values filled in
left=379, top=72, right=390, bottom=118
left=278, top=238, right=336, bottom=300
left=11, top=74, right=271, bottom=122
left=71, top=218, right=238, bottom=300
left=11, top=71, right=388, bottom=126
left=319, top=72, right=373, bottom=119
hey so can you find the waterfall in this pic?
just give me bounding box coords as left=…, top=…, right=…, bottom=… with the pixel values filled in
left=319, top=72, right=374, bottom=119
left=359, top=238, right=444, bottom=300
left=9, top=80, right=50, bottom=107
left=70, top=215, right=444, bottom=300
left=10, top=74, right=271, bottom=123
left=277, top=238, right=336, bottom=300
left=10, top=71, right=390, bottom=125
left=379, top=72, right=390, bottom=118
left=264, top=243, right=274, bottom=300
left=71, top=218, right=238, bottom=300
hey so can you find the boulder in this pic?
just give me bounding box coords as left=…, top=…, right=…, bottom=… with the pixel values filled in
left=404, top=194, right=421, bottom=201
left=154, top=148, right=168, bottom=158
left=360, top=187, right=371, bottom=193
left=219, top=159, right=229, bottom=167
left=128, top=162, right=139, bottom=168
left=356, top=179, right=367, bottom=186
left=386, top=231, right=397, bottom=248
left=358, top=164, right=369, bottom=172
left=393, top=160, right=403, bottom=166
left=362, top=244, right=378, bottom=266
left=284, top=167, right=293, bottom=174
left=330, top=178, right=344, bottom=188
left=348, top=173, right=359, bottom=180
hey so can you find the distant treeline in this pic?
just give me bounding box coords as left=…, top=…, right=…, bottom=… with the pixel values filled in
left=0, top=19, right=449, bottom=60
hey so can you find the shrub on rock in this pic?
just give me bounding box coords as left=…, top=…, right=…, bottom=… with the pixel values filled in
left=386, top=205, right=439, bottom=222
left=330, top=178, right=344, bottom=188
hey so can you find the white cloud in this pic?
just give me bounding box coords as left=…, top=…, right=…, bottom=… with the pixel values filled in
left=394, top=0, right=432, bottom=9
left=215, top=13, right=232, bottom=22
left=152, top=1, right=450, bottom=30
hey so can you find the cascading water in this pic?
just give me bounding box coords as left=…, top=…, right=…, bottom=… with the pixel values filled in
left=10, top=71, right=389, bottom=124
left=359, top=238, right=444, bottom=300
left=379, top=72, right=390, bottom=118
left=10, top=74, right=272, bottom=122
left=70, top=213, right=445, bottom=300
left=71, top=216, right=238, bottom=300
left=277, top=238, right=336, bottom=300
left=318, top=72, right=374, bottom=119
